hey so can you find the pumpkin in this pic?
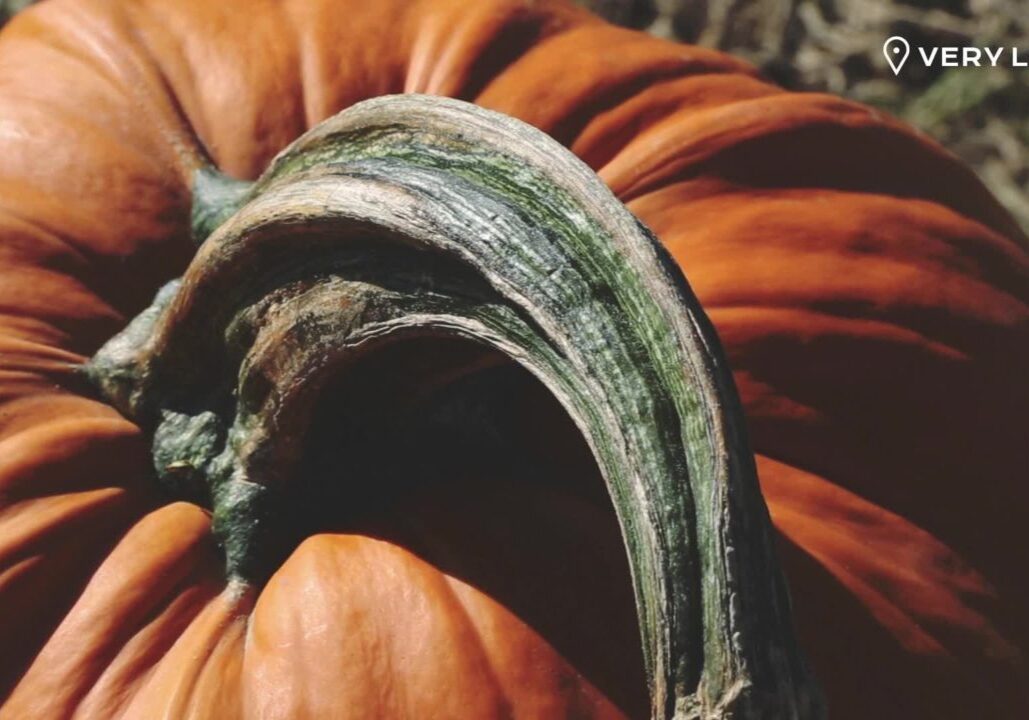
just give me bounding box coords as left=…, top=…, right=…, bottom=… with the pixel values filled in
left=0, top=1, right=1025, bottom=719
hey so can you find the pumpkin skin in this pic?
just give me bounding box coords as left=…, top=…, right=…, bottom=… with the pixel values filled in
left=0, top=1, right=1026, bottom=719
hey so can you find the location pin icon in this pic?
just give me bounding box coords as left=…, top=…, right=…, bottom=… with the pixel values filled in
left=883, top=36, right=910, bottom=76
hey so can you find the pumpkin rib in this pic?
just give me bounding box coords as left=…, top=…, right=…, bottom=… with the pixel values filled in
left=245, top=535, right=509, bottom=719
left=447, top=5, right=579, bottom=102
left=74, top=580, right=224, bottom=720
left=759, top=456, right=1029, bottom=717
left=378, top=473, right=650, bottom=716
left=571, top=73, right=783, bottom=170
left=521, top=41, right=748, bottom=147
left=0, top=336, right=89, bottom=370
left=0, top=488, right=132, bottom=564
left=0, top=488, right=146, bottom=666
left=181, top=602, right=249, bottom=720
left=0, top=410, right=142, bottom=472
left=0, top=201, right=95, bottom=277
left=397, top=545, right=515, bottom=716
left=122, top=0, right=299, bottom=177
left=691, top=244, right=1023, bottom=310
left=683, top=258, right=1027, bottom=340
left=601, top=94, right=886, bottom=195
left=1, top=10, right=125, bottom=95
left=434, top=580, right=533, bottom=719
left=634, top=191, right=1029, bottom=356
left=600, top=93, right=1027, bottom=245
left=0, top=391, right=132, bottom=434
left=722, top=324, right=1027, bottom=534
left=707, top=306, right=970, bottom=362
left=441, top=572, right=627, bottom=719
left=0, top=534, right=130, bottom=701
left=404, top=0, right=593, bottom=99
left=0, top=272, right=122, bottom=349
left=0, top=503, right=220, bottom=719
left=631, top=184, right=1029, bottom=286
left=99, top=588, right=245, bottom=720
left=0, top=2, right=197, bottom=343
left=120, top=588, right=248, bottom=720
left=65, top=0, right=208, bottom=178
left=244, top=532, right=630, bottom=719
left=478, top=24, right=756, bottom=142
left=2, top=2, right=202, bottom=184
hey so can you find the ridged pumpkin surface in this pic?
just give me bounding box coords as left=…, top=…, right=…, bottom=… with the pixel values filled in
left=0, top=0, right=1026, bottom=718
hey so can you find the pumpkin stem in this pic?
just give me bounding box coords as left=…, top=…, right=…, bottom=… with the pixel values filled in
left=190, top=165, right=253, bottom=244
left=86, top=95, right=823, bottom=720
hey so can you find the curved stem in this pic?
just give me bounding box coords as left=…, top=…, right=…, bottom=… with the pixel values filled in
left=87, top=95, right=822, bottom=719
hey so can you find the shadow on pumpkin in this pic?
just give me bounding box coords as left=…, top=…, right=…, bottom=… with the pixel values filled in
left=277, top=336, right=650, bottom=717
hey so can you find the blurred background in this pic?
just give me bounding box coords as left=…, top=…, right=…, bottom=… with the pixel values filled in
left=581, top=0, right=1029, bottom=231
left=3, top=0, right=1025, bottom=230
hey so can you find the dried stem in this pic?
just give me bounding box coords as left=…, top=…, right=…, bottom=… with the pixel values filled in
left=87, top=95, right=822, bottom=719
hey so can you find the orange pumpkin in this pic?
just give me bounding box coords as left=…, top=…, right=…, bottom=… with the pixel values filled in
left=0, top=1, right=1025, bottom=719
